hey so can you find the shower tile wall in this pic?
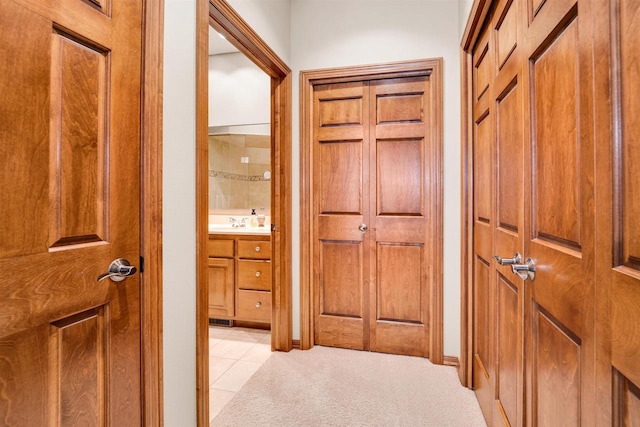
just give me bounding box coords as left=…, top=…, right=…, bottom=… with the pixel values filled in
left=209, top=133, right=270, bottom=212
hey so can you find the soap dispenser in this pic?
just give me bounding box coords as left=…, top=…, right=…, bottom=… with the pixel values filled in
left=250, top=208, right=258, bottom=227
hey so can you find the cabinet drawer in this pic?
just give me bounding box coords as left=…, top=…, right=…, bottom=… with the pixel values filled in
left=236, top=290, right=271, bottom=323
left=237, top=260, right=271, bottom=291
left=237, top=240, right=271, bottom=259
left=208, top=238, right=234, bottom=258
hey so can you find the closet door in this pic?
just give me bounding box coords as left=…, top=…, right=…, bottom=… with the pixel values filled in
left=602, top=0, right=640, bottom=422
left=522, top=0, right=597, bottom=423
left=471, top=23, right=497, bottom=425
left=369, top=77, right=432, bottom=358
left=313, top=81, right=371, bottom=350
left=312, top=75, right=434, bottom=357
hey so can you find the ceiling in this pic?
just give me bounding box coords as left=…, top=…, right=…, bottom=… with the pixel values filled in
left=209, top=27, right=240, bottom=55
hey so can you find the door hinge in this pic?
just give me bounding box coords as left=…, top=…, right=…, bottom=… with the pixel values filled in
left=139, top=256, right=145, bottom=273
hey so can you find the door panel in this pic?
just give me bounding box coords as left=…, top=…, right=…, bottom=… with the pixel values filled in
left=370, top=77, right=430, bottom=357
left=314, top=82, right=369, bottom=351
left=496, top=274, right=520, bottom=426
left=610, top=0, right=640, bottom=421
left=208, top=258, right=234, bottom=318
left=0, top=0, right=142, bottom=424
left=471, top=22, right=496, bottom=425
left=524, top=0, right=594, bottom=424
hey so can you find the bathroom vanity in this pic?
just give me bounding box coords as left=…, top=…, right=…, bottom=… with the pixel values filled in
left=208, top=228, right=271, bottom=326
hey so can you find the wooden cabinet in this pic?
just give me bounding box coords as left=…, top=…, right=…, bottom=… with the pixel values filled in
left=208, top=233, right=271, bottom=325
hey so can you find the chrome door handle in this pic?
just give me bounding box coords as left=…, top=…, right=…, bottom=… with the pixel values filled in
left=511, top=258, right=536, bottom=280
left=97, top=258, right=137, bottom=282
left=358, top=224, right=368, bottom=232
left=493, top=253, right=521, bottom=266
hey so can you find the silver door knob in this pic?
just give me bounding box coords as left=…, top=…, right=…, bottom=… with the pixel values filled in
left=97, top=258, right=137, bottom=282
left=493, top=253, right=521, bottom=266
left=255, top=271, right=261, bottom=277
left=511, top=258, right=536, bottom=280
left=255, top=246, right=261, bottom=252
left=256, top=301, right=262, bottom=308
left=358, top=224, right=368, bottom=232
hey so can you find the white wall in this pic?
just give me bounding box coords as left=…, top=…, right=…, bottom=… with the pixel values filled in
left=209, top=52, right=271, bottom=127
left=163, top=0, right=197, bottom=425
left=290, top=0, right=462, bottom=357
left=227, top=0, right=291, bottom=64
left=162, top=0, right=290, bottom=424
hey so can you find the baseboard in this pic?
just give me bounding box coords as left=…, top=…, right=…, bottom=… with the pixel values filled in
left=292, top=339, right=301, bottom=349
left=443, top=355, right=459, bottom=368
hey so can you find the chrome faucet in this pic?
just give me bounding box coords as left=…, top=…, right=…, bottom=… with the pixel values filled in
left=228, top=217, right=249, bottom=228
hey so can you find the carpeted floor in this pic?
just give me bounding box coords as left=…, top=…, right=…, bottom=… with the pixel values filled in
left=212, top=346, right=486, bottom=426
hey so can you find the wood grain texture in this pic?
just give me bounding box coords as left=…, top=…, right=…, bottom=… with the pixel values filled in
left=496, top=0, right=517, bottom=68
left=319, top=141, right=362, bottom=214
left=0, top=0, right=143, bottom=424
left=140, top=0, right=165, bottom=423
left=319, top=241, right=363, bottom=318
left=301, top=60, right=443, bottom=363
left=474, top=113, right=492, bottom=223
left=52, top=308, right=105, bottom=426
left=208, top=238, right=234, bottom=258
left=0, top=2, right=50, bottom=259
left=208, top=258, right=234, bottom=318
left=376, top=244, right=423, bottom=323
left=533, top=309, right=580, bottom=426
left=377, top=139, right=422, bottom=215
left=196, top=0, right=210, bottom=425
left=531, top=17, right=581, bottom=250
left=49, top=31, right=107, bottom=248
left=237, top=260, right=271, bottom=291
left=496, top=275, right=520, bottom=426
left=236, top=290, right=271, bottom=323
left=237, top=239, right=271, bottom=260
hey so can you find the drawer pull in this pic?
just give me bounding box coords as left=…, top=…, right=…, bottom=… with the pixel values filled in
left=255, top=271, right=261, bottom=277
left=255, top=301, right=262, bottom=308
left=255, top=246, right=261, bottom=252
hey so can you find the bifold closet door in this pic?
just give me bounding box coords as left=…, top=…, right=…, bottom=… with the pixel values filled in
left=313, top=76, right=432, bottom=357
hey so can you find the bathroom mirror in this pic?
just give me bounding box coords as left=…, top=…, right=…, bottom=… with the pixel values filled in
left=208, top=124, right=271, bottom=212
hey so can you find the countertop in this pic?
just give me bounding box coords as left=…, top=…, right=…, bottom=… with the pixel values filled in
left=208, top=224, right=271, bottom=235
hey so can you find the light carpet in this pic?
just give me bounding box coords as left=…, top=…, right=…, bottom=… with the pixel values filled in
left=212, top=346, right=486, bottom=426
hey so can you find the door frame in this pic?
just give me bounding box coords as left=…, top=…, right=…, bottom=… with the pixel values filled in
left=458, top=0, right=493, bottom=389
left=299, top=59, right=444, bottom=364
left=195, top=0, right=293, bottom=425
left=141, top=0, right=165, bottom=424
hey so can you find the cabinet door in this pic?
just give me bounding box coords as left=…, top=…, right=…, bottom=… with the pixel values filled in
left=208, top=257, right=235, bottom=318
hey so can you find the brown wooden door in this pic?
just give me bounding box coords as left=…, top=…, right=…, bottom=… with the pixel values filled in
left=0, top=0, right=143, bottom=424
left=313, top=76, right=434, bottom=357
left=470, top=0, right=598, bottom=424
left=600, top=0, right=640, bottom=422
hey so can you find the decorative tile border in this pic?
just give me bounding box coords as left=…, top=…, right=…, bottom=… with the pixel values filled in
left=209, top=170, right=270, bottom=181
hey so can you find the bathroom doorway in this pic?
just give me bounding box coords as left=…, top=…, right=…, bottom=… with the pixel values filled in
left=196, top=0, right=292, bottom=425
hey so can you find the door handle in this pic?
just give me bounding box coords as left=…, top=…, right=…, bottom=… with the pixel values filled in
left=97, top=258, right=137, bottom=282
left=493, top=253, right=521, bottom=266
left=358, top=224, right=368, bottom=232
left=511, top=258, right=536, bottom=281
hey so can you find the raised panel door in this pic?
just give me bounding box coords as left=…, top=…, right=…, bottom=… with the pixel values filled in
left=524, top=0, right=596, bottom=424
left=0, top=0, right=142, bottom=424
left=208, top=258, right=235, bottom=318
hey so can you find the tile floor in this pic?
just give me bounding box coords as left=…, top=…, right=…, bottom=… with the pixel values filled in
left=209, top=326, right=272, bottom=422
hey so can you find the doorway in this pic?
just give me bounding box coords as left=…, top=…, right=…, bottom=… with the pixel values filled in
left=196, top=0, right=292, bottom=425
left=300, top=59, right=444, bottom=363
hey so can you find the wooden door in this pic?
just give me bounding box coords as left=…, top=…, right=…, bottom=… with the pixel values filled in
left=470, top=0, right=597, bottom=424
left=208, top=258, right=235, bottom=318
left=313, top=81, right=371, bottom=351
left=600, top=0, right=640, bottom=422
left=0, top=0, right=143, bottom=424
left=312, top=76, right=434, bottom=357
left=522, top=0, right=596, bottom=423
left=368, top=77, right=432, bottom=357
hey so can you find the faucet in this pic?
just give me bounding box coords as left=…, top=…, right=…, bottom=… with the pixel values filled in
left=228, top=217, right=249, bottom=228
